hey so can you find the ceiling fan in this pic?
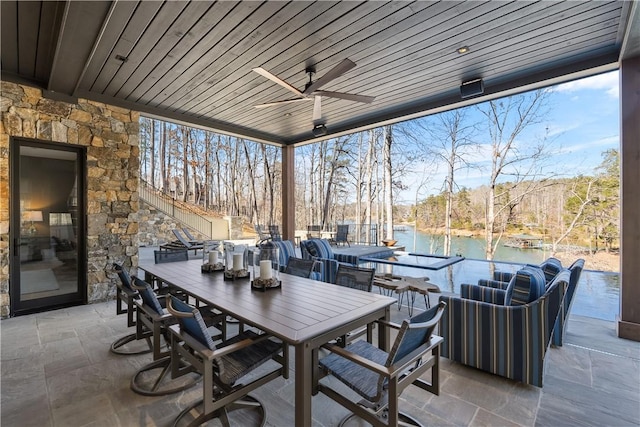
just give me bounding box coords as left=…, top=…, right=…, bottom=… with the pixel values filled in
left=252, top=59, right=375, bottom=135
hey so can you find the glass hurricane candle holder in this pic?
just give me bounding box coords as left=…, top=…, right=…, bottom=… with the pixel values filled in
left=223, top=242, right=249, bottom=280
left=252, top=245, right=280, bottom=290
left=202, top=240, right=223, bottom=273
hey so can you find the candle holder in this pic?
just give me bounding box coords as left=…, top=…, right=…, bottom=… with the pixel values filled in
left=201, top=240, right=224, bottom=273
left=223, top=242, right=249, bottom=280
left=251, top=245, right=281, bottom=291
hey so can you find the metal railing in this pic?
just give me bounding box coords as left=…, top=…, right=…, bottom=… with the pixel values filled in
left=139, top=179, right=214, bottom=238
left=317, top=223, right=379, bottom=245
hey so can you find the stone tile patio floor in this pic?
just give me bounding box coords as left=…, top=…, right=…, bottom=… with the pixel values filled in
left=1, top=264, right=639, bottom=426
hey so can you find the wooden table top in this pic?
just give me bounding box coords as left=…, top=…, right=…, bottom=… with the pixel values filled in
left=139, top=259, right=396, bottom=345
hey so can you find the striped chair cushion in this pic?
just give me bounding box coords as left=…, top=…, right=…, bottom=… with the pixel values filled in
left=477, top=279, right=509, bottom=290
left=504, top=266, right=546, bottom=306
left=539, top=257, right=563, bottom=284
left=460, top=283, right=506, bottom=305
left=273, top=240, right=296, bottom=270
left=306, top=239, right=334, bottom=259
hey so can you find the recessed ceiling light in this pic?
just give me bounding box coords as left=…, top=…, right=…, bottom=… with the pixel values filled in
left=457, top=46, right=470, bottom=54
left=284, top=113, right=292, bottom=117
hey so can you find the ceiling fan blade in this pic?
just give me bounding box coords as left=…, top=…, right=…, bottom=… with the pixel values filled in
left=303, top=58, right=356, bottom=95
left=254, top=98, right=312, bottom=108
left=313, top=90, right=375, bottom=104
left=313, top=96, right=322, bottom=122
left=253, top=67, right=304, bottom=97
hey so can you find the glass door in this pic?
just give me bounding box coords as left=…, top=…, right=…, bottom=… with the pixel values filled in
left=10, top=138, right=86, bottom=315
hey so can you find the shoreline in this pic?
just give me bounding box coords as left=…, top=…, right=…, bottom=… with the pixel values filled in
left=397, top=223, right=620, bottom=273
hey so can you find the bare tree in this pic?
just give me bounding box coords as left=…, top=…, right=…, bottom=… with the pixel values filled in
left=412, top=109, right=478, bottom=255
left=477, top=90, right=553, bottom=260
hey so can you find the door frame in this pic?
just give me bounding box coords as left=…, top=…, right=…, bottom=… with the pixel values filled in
left=9, top=137, right=87, bottom=316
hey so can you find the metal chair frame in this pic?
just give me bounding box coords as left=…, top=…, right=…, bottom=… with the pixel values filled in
left=317, top=302, right=446, bottom=427
left=167, top=297, right=288, bottom=427
left=110, top=263, right=152, bottom=355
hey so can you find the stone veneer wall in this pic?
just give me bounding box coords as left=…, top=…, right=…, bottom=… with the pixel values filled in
left=0, top=81, right=139, bottom=317
left=137, top=201, right=203, bottom=246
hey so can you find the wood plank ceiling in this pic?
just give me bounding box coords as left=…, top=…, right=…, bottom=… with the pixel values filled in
left=1, top=1, right=638, bottom=145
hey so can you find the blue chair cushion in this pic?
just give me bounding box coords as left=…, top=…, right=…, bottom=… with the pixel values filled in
left=113, top=263, right=134, bottom=291
left=307, top=239, right=334, bottom=259
left=133, top=277, right=165, bottom=315
left=539, top=257, right=563, bottom=284
left=170, top=296, right=216, bottom=350
left=504, top=266, right=546, bottom=306
left=319, top=340, right=387, bottom=401
left=273, top=240, right=296, bottom=270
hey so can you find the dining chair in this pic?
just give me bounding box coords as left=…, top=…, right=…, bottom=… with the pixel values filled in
left=166, top=295, right=288, bottom=426
left=284, top=257, right=317, bottom=279
left=130, top=277, right=225, bottom=396
left=110, top=263, right=152, bottom=355
left=334, top=264, right=375, bottom=292
left=150, top=249, right=189, bottom=296
left=268, top=224, right=282, bottom=241
left=333, top=264, right=376, bottom=346
left=317, top=301, right=446, bottom=427
left=334, top=224, right=351, bottom=246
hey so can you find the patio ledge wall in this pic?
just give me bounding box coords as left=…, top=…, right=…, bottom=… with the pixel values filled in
left=0, top=81, right=139, bottom=317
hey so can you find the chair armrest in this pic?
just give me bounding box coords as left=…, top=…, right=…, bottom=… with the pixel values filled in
left=169, top=324, right=274, bottom=361
left=477, top=279, right=509, bottom=289
left=375, top=319, right=402, bottom=330
left=460, top=284, right=506, bottom=305
left=321, top=342, right=390, bottom=377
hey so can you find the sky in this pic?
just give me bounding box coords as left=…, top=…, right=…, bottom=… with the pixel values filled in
left=394, top=70, right=620, bottom=203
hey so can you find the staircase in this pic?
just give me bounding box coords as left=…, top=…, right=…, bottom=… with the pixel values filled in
left=138, top=179, right=217, bottom=238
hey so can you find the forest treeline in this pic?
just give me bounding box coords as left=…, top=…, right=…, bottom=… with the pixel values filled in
left=139, top=88, right=620, bottom=259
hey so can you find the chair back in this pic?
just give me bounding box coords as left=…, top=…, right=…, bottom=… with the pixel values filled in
left=172, top=229, right=193, bottom=247
left=504, top=266, right=546, bottom=306
left=307, top=224, right=322, bottom=239
left=154, top=249, right=189, bottom=264
left=167, top=295, right=216, bottom=350
left=539, top=257, right=563, bottom=283
left=285, top=257, right=316, bottom=278
left=271, top=240, right=295, bottom=268
left=132, top=276, right=164, bottom=316
left=334, top=264, right=375, bottom=292
left=182, top=228, right=199, bottom=242
left=268, top=225, right=282, bottom=241
left=113, top=263, right=134, bottom=291
left=388, top=301, right=446, bottom=366
left=335, top=224, right=349, bottom=242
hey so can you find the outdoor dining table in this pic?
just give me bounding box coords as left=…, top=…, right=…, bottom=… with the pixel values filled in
left=138, top=258, right=396, bottom=426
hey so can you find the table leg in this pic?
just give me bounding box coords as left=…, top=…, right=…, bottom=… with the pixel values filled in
left=294, top=342, right=313, bottom=426
left=378, top=306, right=391, bottom=351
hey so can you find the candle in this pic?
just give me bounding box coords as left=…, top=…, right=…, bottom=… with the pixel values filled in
left=260, top=260, right=272, bottom=280
left=233, top=253, right=243, bottom=271
left=209, top=251, right=218, bottom=264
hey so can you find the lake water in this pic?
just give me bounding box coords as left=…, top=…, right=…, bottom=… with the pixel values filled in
left=368, top=225, right=620, bottom=321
